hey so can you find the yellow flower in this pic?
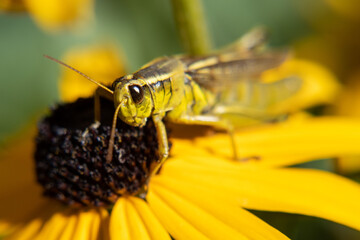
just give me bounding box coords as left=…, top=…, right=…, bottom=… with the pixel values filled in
left=0, top=0, right=94, bottom=31
left=260, top=58, right=340, bottom=114
left=293, top=0, right=360, bottom=175
left=1, top=45, right=358, bottom=239
left=295, top=1, right=360, bottom=82
left=58, top=44, right=126, bottom=102
left=323, top=0, right=360, bottom=21
left=328, top=71, right=360, bottom=174
left=2, top=114, right=360, bottom=239
left=0, top=0, right=26, bottom=11
left=332, top=71, right=360, bottom=118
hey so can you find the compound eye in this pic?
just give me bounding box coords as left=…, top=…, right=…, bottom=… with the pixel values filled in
left=128, top=85, right=144, bottom=104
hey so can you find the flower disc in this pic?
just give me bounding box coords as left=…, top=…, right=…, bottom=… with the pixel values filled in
left=35, top=97, right=161, bottom=207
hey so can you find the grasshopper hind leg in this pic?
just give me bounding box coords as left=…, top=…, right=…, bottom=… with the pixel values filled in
left=170, top=115, right=239, bottom=160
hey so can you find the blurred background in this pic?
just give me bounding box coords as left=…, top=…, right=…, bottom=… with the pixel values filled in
left=1, top=0, right=360, bottom=239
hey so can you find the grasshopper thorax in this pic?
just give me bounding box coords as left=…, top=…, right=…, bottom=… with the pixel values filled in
left=113, top=76, right=154, bottom=127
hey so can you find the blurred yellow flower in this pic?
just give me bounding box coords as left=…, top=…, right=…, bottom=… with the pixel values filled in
left=332, top=71, right=360, bottom=118
left=329, top=71, right=360, bottom=174
left=323, top=0, right=360, bottom=21
left=2, top=42, right=360, bottom=239
left=223, top=57, right=340, bottom=128
left=261, top=58, right=340, bottom=114
left=0, top=0, right=94, bottom=31
left=294, top=0, right=360, bottom=175
left=294, top=35, right=343, bottom=78
left=0, top=0, right=26, bottom=11
left=295, top=0, right=360, bottom=82
left=58, top=44, right=126, bottom=102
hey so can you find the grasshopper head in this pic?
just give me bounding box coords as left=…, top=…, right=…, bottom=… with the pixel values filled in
left=113, top=76, right=153, bottom=127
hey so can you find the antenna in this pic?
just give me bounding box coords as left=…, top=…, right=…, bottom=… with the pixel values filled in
left=106, top=102, right=123, bottom=163
left=44, top=55, right=114, bottom=95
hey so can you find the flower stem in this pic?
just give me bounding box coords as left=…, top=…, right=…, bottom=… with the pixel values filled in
left=171, top=0, right=211, bottom=55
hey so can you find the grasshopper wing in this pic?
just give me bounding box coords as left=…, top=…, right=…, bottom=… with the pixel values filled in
left=184, top=50, right=289, bottom=92
left=211, top=76, right=303, bottom=121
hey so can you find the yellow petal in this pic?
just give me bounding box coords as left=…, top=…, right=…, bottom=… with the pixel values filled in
left=336, top=156, right=360, bottom=174
left=110, top=197, right=159, bottom=240
left=160, top=158, right=360, bottom=231
left=98, top=208, right=110, bottom=240
left=193, top=117, right=360, bottom=167
left=23, top=0, right=94, bottom=31
left=5, top=202, right=61, bottom=240
left=6, top=217, right=43, bottom=240
left=8, top=202, right=88, bottom=240
left=330, top=72, right=360, bottom=173
left=110, top=197, right=169, bottom=240
left=110, top=198, right=129, bottom=240
left=58, top=45, right=126, bottom=102
left=261, top=59, right=340, bottom=113
left=0, top=0, right=26, bottom=11
left=90, top=208, right=108, bottom=240
left=122, top=200, right=151, bottom=240
left=150, top=177, right=289, bottom=240
left=0, top=128, right=38, bottom=196
left=324, top=0, right=360, bottom=21
left=128, top=197, right=171, bottom=240
left=146, top=189, right=212, bottom=240
left=90, top=211, right=101, bottom=240
left=0, top=184, right=48, bottom=236
left=331, top=70, right=360, bottom=118
left=294, top=35, right=342, bottom=76
left=148, top=183, right=285, bottom=240
left=33, top=210, right=72, bottom=240
left=58, top=213, right=78, bottom=240
left=72, top=209, right=101, bottom=240
left=33, top=208, right=100, bottom=240
left=0, top=129, right=48, bottom=234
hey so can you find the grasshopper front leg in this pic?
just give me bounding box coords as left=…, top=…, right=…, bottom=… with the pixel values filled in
left=151, top=114, right=169, bottom=176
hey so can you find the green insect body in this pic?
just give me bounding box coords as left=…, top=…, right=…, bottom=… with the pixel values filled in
left=46, top=28, right=302, bottom=176
left=111, top=52, right=300, bottom=175
left=113, top=57, right=214, bottom=127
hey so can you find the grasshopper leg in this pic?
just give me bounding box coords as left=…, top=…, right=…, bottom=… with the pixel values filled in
left=151, top=115, right=169, bottom=176
left=171, top=115, right=238, bottom=160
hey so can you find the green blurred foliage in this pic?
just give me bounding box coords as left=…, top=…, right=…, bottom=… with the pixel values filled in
left=0, top=0, right=309, bottom=141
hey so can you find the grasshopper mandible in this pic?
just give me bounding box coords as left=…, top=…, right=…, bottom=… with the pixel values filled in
left=46, top=28, right=301, bottom=175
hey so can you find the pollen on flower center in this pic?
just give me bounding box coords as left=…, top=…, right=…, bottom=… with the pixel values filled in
left=35, top=97, right=163, bottom=207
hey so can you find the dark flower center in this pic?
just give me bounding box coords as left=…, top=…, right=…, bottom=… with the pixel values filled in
left=35, top=97, right=164, bottom=207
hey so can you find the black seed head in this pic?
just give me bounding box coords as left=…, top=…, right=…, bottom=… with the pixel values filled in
left=35, top=97, right=168, bottom=207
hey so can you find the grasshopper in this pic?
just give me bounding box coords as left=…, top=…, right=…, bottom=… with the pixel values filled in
left=46, top=28, right=301, bottom=175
